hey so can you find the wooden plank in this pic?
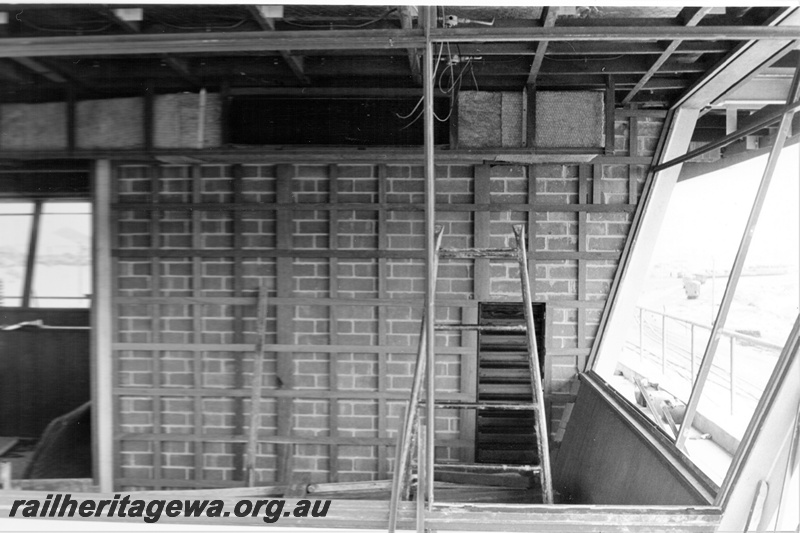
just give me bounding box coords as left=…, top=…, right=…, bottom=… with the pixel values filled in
left=275, top=163, right=295, bottom=483
left=190, top=164, right=204, bottom=482
left=245, top=281, right=269, bottom=487
left=376, top=163, right=389, bottom=478
left=66, top=86, right=76, bottom=152
left=592, top=163, right=603, bottom=205
left=115, top=387, right=471, bottom=401
left=149, top=164, right=163, bottom=489
left=117, top=432, right=474, bottom=449
left=112, top=343, right=476, bottom=355
left=577, top=167, right=589, bottom=351
left=112, top=200, right=641, bottom=213
left=469, top=164, right=492, bottom=463
left=605, top=75, right=616, bottom=155
left=434, top=470, right=531, bottom=489
left=115, top=295, right=478, bottom=307
left=230, top=164, right=246, bottom=482
left=92, top=159, right=115, bottom=492
left=328, top=163, right=340, bottom=483
left=116, top=296, right=606, bottom=309
left=527, top=165, right=537, bottom=294
left=143, top=80, right=154, bottom=152
left=526, top=7, right=557, bottom=86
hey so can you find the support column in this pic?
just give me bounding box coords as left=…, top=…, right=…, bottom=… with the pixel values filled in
left=92, top=159, right=114, bottom=492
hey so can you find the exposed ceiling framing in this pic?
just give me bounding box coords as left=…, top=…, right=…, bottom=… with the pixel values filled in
left=0, top=4, right=795, bottom=127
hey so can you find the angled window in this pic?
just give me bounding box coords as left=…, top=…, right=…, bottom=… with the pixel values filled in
left=0, top=200, right=92, bottom=309
left=592, top=134, right=799, bottom=487
left=0, top=202, right=35, bottom=307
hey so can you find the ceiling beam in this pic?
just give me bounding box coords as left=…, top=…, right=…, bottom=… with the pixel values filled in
left=398, top=6, right=421, bottom=85
left=292, top=41, right=731, bottom=57
left=248, top=6, right=310, bottom=85
left=2, top=26, right=800, bottom=59
left=676, top=8, right=800, bottom=110
left=95, top=6, right=202, bottom=88
left=621, top=7, right=712, bottom=105
left=526, top=6, right=558, bottom=86
left=10, top=57, right=67, bottom=83
left=0, top=60, right=38, bottom=85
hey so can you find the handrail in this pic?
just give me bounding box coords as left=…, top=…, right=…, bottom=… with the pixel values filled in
left=637, top=306, right=784, bottom=352
left=632, top=305, right=784, bottom=418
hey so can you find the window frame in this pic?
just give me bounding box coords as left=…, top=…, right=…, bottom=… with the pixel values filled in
left=587, top=67, right=800, bottom=502
left=0, top=197, right=92, bottom=309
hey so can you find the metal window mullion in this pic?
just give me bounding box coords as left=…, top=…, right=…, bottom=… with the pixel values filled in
left=21, top=199, right=43, bottom=307
left=676, top=65, right=800, bottom=448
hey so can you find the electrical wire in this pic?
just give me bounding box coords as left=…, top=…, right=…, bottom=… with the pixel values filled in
left=543, top=54, right=625, bottom=62
left=19, top=18, right=114, bottom=33
left=281, top=8, right=397, bottom=29
left=153, top=18, right=249, bottom=30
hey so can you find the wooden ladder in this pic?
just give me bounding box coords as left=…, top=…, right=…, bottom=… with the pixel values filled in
left=388, top=224, right=553, bottom=532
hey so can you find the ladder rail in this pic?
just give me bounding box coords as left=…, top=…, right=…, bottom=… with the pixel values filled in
left=390, top=224, right=554, bottom=533
left=387, top=226, right=444, bottom=533
left=512, top=224, right=554, bottom=504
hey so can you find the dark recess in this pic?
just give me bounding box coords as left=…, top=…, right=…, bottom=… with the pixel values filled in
left=229, top=97, right=451, bottom=146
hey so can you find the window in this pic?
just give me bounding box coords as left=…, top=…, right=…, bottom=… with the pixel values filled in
left=593, top=141, right=799, bottom=486
left=0, top=200, right=92, bottom=308
left=0, top=202, right=35, bottom=307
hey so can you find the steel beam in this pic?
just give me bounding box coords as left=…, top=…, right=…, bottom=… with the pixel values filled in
left=1, top=26, right=800, bottom=59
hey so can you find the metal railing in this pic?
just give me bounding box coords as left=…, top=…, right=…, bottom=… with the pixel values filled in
left=628, top=306, right=783, bottom=416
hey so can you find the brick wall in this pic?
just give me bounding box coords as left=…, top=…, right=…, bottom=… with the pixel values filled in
left=111, top=115, right=663, bottom=489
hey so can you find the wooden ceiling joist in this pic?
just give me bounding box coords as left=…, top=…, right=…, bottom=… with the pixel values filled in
left=621, top=7, right=713, bottom=105
left=1, top=26, right=799, bottom=59
left=10, top=57, right=67, bottom=83
left=526, top=6, right=557, bottom=86
left=248, top=6, right=310, bottom=85
left=398, top=6, right=421, bottom=85
left=96, top=6, right=202, bottom=88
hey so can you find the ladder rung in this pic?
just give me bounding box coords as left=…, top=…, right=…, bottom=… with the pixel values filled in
left=419, top=401, right=538, bottom=411
left=434, top=463, right=542, bottom=474
left=439, top=248, right=517, bottom=260
left=434, top=323, right=527, bottom=332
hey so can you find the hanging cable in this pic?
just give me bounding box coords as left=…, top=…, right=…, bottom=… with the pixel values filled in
left=281, top=8, right=397, bottom=29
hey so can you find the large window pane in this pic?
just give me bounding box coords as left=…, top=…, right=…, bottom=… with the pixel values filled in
left=688, top=144, right=799, bottom=473
left=0, top=202, right=34, bottom=307
left=599, top=157, right=763, bottom=411
left=595, top=138, right=800, bottom=487
left=30, top=202, right=92, bottom=308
